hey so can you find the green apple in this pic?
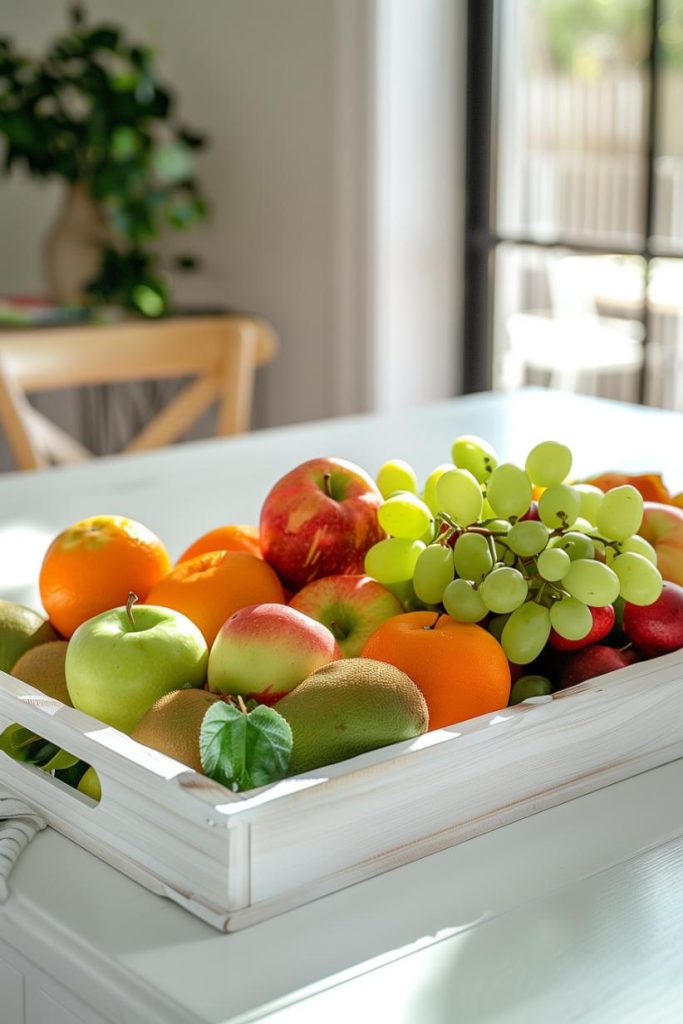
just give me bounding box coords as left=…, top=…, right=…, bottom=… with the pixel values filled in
left=0, top=599, right=60, bottom=673
left=65, top=598, right=208, bottom=733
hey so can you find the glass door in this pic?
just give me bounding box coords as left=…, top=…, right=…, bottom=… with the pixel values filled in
left=464, top=0, right=683, bottom=411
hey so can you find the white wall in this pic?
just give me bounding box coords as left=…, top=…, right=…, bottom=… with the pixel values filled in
left=0, top=0, right=465, bottom=445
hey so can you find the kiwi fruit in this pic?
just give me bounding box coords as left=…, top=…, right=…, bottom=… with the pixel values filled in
left=0, top=599, right=59, bottom=673
left=131, top=688, right=223, bottom=773
left=11, top=640, right=71, bottom=705
left=274, top=657, right=429, bottom=775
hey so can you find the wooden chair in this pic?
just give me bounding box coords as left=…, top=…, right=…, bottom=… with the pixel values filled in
left=0, top=314, right=278, bottom=471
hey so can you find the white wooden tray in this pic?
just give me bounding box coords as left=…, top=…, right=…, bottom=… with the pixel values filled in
left=1, top=650, right=682, bottom=931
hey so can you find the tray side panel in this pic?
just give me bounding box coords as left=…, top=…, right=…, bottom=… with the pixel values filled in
left=247, top=658, right=683, bottom=910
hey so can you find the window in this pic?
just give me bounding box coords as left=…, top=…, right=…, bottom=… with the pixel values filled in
left=464, top=0, right=683, bottom=410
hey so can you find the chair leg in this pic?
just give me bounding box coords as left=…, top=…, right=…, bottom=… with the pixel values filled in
left=0, top=357, right=45, bottom=470
left=216, top=328, right=258, bottom=436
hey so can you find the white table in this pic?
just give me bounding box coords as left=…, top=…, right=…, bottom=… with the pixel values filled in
left=0, top=389, right=682, bottom=1024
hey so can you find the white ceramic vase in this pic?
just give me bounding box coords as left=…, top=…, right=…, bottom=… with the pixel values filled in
left=44, top=182, right=110, bottom=305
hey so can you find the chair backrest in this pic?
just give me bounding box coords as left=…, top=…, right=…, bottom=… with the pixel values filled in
left=0, top=314, right=278, bottom=471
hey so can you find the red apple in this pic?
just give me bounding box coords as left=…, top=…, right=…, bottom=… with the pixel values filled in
left=207, top=603, right=341, bottom=703
left=557, top=644, right=637, bottom=691
left=288, top=574, right=403, bottom=657
left=259, top=457, right=385, bottom=591
left=638, top=502, right=683, bottom=586
left=520, top=501, right=539, bottom=522
left=622, top=580, right=683, bottom=658
left=549, top=604, right=615, bottom=652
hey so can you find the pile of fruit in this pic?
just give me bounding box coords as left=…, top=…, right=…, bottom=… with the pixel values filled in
left=1, top=434, right=682, bottom=795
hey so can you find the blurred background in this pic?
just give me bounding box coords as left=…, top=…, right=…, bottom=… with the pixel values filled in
left=0, top=0, right=682, bottom=471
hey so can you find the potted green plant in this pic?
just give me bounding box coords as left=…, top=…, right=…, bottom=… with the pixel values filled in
left=0, top=3, right=208, bottom=317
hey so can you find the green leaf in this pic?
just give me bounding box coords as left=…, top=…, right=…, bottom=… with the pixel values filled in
left=200, top=703, right=292, bottom=792
left=0, top=724, right=75, bottom=772
left=152, top=141, right=193, bottom=184
left=0, top=724, right=39, bottom=762
left=40, top=747, right=80, bottom=773
left=54, top=759, right=89, bottom=789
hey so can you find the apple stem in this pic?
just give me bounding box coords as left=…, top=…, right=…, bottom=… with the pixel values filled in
left=125, top=592, right=139, bottom=628
left=423, top=612, right=442, bottom=631
left=328, top=620, right=346, bottom=642
left=323, top=472, right=333, bottom=498
left=236, top=695, right=248, bottom=714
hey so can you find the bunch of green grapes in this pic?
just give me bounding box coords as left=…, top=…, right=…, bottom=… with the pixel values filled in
left=366, top=437, right=663, bottom=666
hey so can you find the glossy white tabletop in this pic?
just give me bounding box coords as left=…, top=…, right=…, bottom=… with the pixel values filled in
left=0, top=389, right=682, bottom=1023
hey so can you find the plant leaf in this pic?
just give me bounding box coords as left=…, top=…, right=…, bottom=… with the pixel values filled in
left=0, top=724, right=39, bottom=761
left=0, top=724, right=77, bottom=772
left=40, top=747, right=80, bottom=773
left=199, top=703, right=292, bottom=792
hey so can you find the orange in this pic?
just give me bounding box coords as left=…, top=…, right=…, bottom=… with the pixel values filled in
left=177, top=524, right=262, bottom=564
left=583, top=471, right=674, bottom=505
left=361, top=611, right=510, bottom=731
left=145, top=550, right=285, bottom=646
left=39, top=515, right=171, bottom=638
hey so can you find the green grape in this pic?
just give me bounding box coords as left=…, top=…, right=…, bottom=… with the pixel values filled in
left=507, top=520, right=550, bottom=557
left=611, top=552, right=663, bottom=606
left=442, top=578, right=488, bottom=623
left=502, top=603, right=551, bottom=664
left=435, top=468, right=483, bottom=526
left=509, top=674, right=552, bottom=705
left=364, top=538, right=426, bottom=584
left=451, top=434, right=498, bottom=483
left=378, top=492, right=432, bottom=540
left=413, top=543, right=454, bottom=605
left=420, top=519, right=437, bottom=545
left=376, top=459, right=417, bottom=499
left=562, top=558, right=620, bottom=607
left=573, top=483, right=604, bottom=525
left=479, top=566, right=529, bottom=614
left=605, top=534, right=657, bottom=566
left=537, top=546, right=571, bottom=581
left=423, top=463, right=454, bottom=515
left=596, top=485, right=644, bottom=542
left=549, top=597, right=592, bottom=641
left=487, top=613, right=510, bottom=642
left=382, top=579, right=414, bottom=610
left=486, top=519, right=511, bottom=561
left=571, top=517, right=594, bottom=534
left=486, top=463, right=532, bottom=520
left=548, top=531, right=595, bottom=561
left=481, top=496, right=496, bottom=520
left=538, top=484, right=581, bottom=529
left=453, top=532, right=493, bottom=580
left=525, top=441, right=572, bottom=487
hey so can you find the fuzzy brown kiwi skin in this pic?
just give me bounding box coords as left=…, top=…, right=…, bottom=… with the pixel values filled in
left=11, top=640, right=71, bottom=705
left=131, top=689, right=223, bottom=773
left=274, top=657, right=429, bottom=775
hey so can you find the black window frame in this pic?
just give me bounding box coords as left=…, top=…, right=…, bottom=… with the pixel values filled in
left=463, top=0, right=683, bottom=402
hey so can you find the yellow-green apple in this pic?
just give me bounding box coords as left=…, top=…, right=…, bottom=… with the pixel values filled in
left=638, top=502, right=683, bottom=586
left=65, top=598, right=208, bottom=733
left=259, top=457, right=385, bottom=591
left=207, top=603, right=341, bottom=702
left=289, top=575, right=403, bottom=657
left=623, top=580, right=683, bottom=658
left=0, top=599, right=59, bottom=673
